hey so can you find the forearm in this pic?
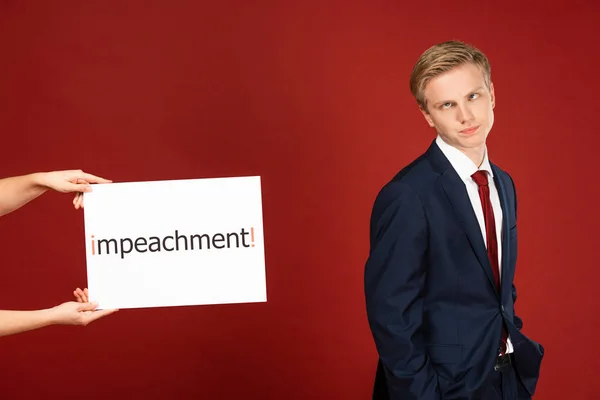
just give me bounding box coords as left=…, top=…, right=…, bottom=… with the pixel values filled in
left=0, top=309, right=56, bottom=337
left=367, top=307, right=440, bottom=400
left=367, top=280, right=440, bottom=399
left=0, top=173, right=49, bottom=217
left=365, top=183, right=439, bottom=399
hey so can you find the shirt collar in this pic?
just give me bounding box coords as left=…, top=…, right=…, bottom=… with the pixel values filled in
left=435, top=135, right=493, bottom=183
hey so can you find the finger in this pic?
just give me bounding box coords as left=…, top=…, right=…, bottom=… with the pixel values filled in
left=61, top=182, right=92, bottom=194
left=77, top=301, right=99, bottom=312
left=70, top=183, right=93, bottom=194
left=76, top=193, right=84, bottom=209
left=74, top=288, right=86, bottom=302
left=73, top=193, right=82, bottom=209
left=84, top=288, right=89, bottom=301
left=80, top=172, right=112, bottom=184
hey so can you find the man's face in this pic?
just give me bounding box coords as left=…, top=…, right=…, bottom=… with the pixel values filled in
left=420, top=62, right=495, bottom=154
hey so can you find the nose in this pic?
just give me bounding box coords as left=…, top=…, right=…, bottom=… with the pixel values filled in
left=457, top=103, right=474, bottom=124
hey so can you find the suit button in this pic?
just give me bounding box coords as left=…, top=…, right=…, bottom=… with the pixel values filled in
left=501, top=305, right=505, bottom=311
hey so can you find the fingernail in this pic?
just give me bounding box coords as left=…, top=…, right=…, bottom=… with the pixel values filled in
left=85, top=186, right=92, bottom=192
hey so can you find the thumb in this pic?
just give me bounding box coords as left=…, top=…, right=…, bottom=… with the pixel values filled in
left=70, top=183, right=93, bottom=193
left=77, top=301, right=99, bottom=312
left=86, top=308, right=119, bottom=322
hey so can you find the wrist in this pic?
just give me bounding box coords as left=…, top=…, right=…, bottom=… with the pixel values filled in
left=38, top=307, right=59, bottom=326
left=31, top=172, right=50, bottom=189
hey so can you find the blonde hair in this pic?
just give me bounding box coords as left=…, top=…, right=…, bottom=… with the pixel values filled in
left=410, top=40, right=491, bottom=112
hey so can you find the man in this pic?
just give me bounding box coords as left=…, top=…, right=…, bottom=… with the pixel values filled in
left=0, top=170, right=117, bottom=337
left=364, top=41, right=544, bottom=399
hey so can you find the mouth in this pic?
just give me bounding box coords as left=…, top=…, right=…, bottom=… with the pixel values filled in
left=460, top=126, right=480, bottom=135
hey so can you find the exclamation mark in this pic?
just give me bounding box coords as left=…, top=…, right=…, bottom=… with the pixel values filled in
left=251, top=227, right=255, bottom=247
left=91, top=235, right=96, bottom=255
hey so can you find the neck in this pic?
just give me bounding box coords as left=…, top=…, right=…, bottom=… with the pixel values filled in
left=460, top=145, right=486, bottom=167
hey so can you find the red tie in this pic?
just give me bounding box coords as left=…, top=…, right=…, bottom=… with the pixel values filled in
left=471, top=170, right=508, bottom=355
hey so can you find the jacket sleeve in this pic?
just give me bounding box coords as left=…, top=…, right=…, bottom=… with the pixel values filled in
left=364, top=182, right=440, bottom=400
left=508, top=174, right=523, bottom=330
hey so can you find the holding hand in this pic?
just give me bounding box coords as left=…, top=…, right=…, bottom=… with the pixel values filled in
left=39, top=170, right=111, bottom=193
left=0, top=287, right=119, bottom=337
left=0, top=169, right=113, bottom=217
left=47, top=288, right=118, bottom=326
left=37, top=170, right=112, bottom=210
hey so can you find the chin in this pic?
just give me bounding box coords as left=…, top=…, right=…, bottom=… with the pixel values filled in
left=459, top=136, right=486, bottom=148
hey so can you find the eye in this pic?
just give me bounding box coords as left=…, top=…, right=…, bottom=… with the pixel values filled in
left=441, top=102, right=453, bottom=109
left=468, top=93, right=480, bottom=100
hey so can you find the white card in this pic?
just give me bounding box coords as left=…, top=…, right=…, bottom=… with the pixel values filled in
left=82, top=176, right=267, bottom=309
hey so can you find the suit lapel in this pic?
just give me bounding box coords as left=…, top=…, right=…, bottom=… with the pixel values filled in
left=491, top=164, right=511, bottom=302
left=426, top=140, right=500, bottom=296
left=438, top=170, right=498, bottom=295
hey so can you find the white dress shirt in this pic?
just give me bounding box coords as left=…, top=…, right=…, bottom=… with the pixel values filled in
left=435, top=136, right=513, bottom=354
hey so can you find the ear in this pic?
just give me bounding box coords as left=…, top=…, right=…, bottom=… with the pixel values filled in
left=490, top=82, right=496, bottom=109
left=419, top=107, right=435, bottom=128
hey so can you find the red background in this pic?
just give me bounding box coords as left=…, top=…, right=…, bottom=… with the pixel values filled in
left=1, top=1, right=598, bottom=399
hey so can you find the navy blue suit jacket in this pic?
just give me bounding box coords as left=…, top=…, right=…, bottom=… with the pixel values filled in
left=364, top=140, right=544, bottom=399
